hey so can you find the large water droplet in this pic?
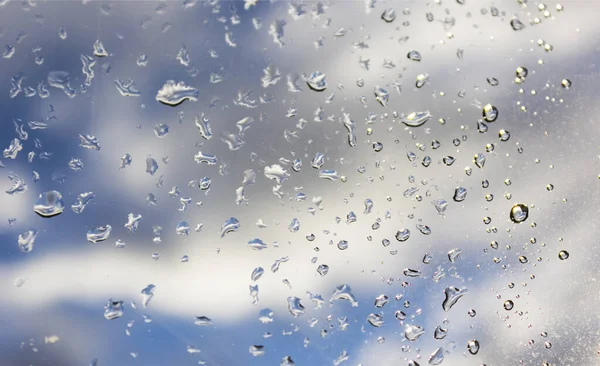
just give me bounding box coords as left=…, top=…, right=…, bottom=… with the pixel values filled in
left=367, top=313, right=384, bottom=327
left=504, top=300, right=514, bottom=310
left=34, top=191, right=64, bottom=217
left=140, top=284, right=155, bottom=308
left=510, top=203, right=529, bottom=223
left=428, top=347, right=445, bottom=365
left=467, top=339, right=480, bottom=355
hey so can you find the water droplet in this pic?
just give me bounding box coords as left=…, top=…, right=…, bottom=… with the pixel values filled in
left=467, top=339, right=480, bottom=355
left=448, top=248, right=462, bottom=262
left=504, top=300, right=514, bottom=310
left=288, top=218, right=300, bottom=232
left=499, top=129, right=510, bottom=141
left=428, top=347, right=445, bottom=365
left=395, top=229, right=411, bottom=242
left=317, top=264, right=329, bottom=276
left=330, top=284, right=359, bottom=307
left=249, top=345, right=265, bottom=357
left=510, top=203, right=529, bottom=223
left=432, top=199, right=448, bottom=215
left=453, top=186, right=468, bottom=202
left=405, top=325, right=425, bottom=341
left=287, top=296, right=305, bottom=317
left=483, top=104, right=498, bottom=122
left=104, top=299, right=124, bottom=320
left=510, top=18, right=525, bottom=31
left=400, top=111, right=432, bottom=127
left=18, top=229, right=38, bottom=252
left=277, top=355, right=295, bottom=366
left=374, top=294, right=389, bottom=308
left=474, top=153, right=486, bottom=168
left=374, top=86, right=389, bottom=106
left=220, top=217, right=240, bottom=237
left=93, top=40, right=108, bottom=57
left=434, top=325, right=448, bottom=339
left=443, top=156, right=456, bottom=166
left=34, top=191, right=64, bottom=217
left=153, top=123, right=169, bottom=138
left=87, top=225, right=112, bottom=243
left=417, top=224, right=431, bottom=235
left=407, top=50, right=421, bottom=61
left=155, top=80, right=198, bottom=106
left=561, top=78, right=572, bottom=89
left=381, top=8, right=397, bottom=22
left=367, top=313, right=384, bottom=327
left=558, top=250, right=569, bottom=260
left=487, top=77, right=499, bottom=86
left=337, top=240, right=349, bottom=250
left=124, top=213, right=142, bottom=233
left=416, top=73, right=429, bottom=88
left=303, top=71, right=327, bottom=92
left=442, top=286, right=468, bottom=311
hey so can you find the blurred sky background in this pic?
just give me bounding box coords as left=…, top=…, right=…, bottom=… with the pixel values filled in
left=1, top=0, right=600, bottom=365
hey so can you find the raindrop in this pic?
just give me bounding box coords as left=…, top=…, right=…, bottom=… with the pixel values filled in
left=561, top=78, right=571, bottom=89
left=504, top=300, right=514, bottom=310
left=499, top=129, right=510, bottom=141
left=367, top=313, right=384, bottom=327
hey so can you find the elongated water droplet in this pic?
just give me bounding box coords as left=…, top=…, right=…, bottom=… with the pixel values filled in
left=510, top=18, right=525, bottom=31
left=287, top=296, right=305, bottom=317
left=304, top=71, right=327, bottom=91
